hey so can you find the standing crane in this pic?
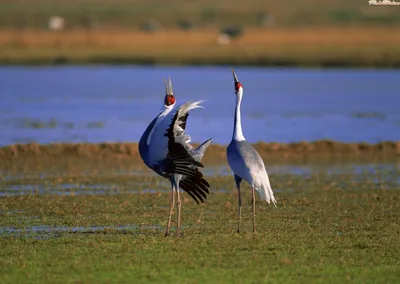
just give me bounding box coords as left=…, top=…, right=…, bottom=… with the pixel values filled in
left=139, top=78, right=212, bottom=236
left=226, top=69, right=276, bottom=233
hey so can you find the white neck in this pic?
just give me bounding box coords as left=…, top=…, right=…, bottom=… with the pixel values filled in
left=147, top=103, right=174, bottom=146
left=233, top=89, right=245, bottom=141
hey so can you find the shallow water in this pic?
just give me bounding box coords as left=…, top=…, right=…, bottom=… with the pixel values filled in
left=1, top=66, right=400, bottom=146
left=1, top=163, right=399, bottom=197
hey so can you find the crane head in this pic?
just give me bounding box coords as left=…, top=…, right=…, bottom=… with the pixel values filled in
left=164, top=77, right=176, bottom=106
left=231, top=69, right=243, bottom=95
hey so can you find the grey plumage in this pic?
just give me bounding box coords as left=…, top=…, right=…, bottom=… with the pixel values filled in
left=227, top=140, right=267, bottom=175
left=226, top=69, right=276, bottom=233
left=138, top=80, right=212, bottom=236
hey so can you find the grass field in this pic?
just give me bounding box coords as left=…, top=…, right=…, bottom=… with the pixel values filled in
left=0, top=0, right=400, bottom=66
left=1, top=142, right=400, bottom=283
left=1, top=187, right=399, bottom=283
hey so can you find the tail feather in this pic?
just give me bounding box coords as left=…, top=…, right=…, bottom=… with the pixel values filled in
left=257, top=174, right=277, bottom=207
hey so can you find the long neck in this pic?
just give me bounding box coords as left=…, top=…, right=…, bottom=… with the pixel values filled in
left=146, top=104, right=174, bottom=146
left=233, top=93, right=245, bottom=141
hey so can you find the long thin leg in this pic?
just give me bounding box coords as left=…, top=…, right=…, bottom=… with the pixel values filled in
left=234, top=175, right=242, bottom=233
left=165, top=181, right=175, bottom=237
left=171, top=175, right=182, bottom=237
left=251, top=186, right=256, bottom=233
left=237, top=187, right=242, bottom=233
left=176, top=186, right=182, bottom=236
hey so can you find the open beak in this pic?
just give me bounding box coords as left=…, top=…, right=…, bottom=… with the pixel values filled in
left=231, top=69, right=239, bottom=84
left=164, top=76, right=174, bottom=95
left=164, top=79, right=168, bottom=94
left=168, top=77, right=173, bottom=95
left=163, top=77, right=175, bottom=106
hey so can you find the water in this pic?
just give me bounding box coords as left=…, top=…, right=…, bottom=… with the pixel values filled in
left=1, top=163, right=399, bottom=197
left=1, top=66, right=400, bottom=146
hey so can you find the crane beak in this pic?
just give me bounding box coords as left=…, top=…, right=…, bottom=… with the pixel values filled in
left=164, top=79, right=168, bottom=94
left=231, top=69, right=239, bottom=83
left=163, top=77, right=176, bottom=106
left=164, top=77, right=174, bottom=95
left=168, top=76, right=173, bottom=95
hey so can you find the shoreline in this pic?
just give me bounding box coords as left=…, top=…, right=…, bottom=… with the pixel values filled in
left=1, top=141, right=399, bottom=169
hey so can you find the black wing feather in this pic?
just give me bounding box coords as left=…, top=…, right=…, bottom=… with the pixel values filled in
left=162, top=103, right=211, bottom=203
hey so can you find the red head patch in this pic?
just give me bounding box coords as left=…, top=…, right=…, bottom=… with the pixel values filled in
left=235, top=82, right=243, bottom=94
left=164, top=94, right=175, bottom=106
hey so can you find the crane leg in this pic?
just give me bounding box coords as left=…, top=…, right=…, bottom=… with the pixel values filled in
left=165, top=182, right=175, bottom=237
left=252, top=186, right=256, bottom=233
left=237, top=187, right=242, bottom=233
left=170, top=175, right=182, bottom=237
left=234, top=175, right=242, bottom=233
left=176, top=187, right=182, bottom=237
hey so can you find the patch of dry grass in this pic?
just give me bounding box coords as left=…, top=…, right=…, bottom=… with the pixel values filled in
left=0, top=141, right=399, bottom=178
left=1, top=28, right=400, bottom=66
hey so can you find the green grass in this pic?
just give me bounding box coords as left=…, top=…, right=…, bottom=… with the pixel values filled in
left=1, top=165, right=400, bottom=283
left=0, top=0, right=399, bottom=29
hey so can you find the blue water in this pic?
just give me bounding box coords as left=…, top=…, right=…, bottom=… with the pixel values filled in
left=1, top=163, right=399, bottom=197
left=1, top=66, right=400, bottom=146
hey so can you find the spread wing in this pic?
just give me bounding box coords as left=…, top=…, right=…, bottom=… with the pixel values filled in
left=163, top=101, right=211, bottom=203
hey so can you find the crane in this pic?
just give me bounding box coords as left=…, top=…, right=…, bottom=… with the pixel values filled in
left=226, top=69, right=276, bottom=233
left=139, top=78, right=212, bottom=236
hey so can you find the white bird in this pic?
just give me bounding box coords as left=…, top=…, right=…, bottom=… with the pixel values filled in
left=139, top=78, right=212, bottom=236
left=226, top=69, right=276, bottom=233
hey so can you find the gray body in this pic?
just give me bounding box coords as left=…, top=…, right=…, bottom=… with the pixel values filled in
left=227, top=140, right=266, bottom=187
left=226, top=69, right=276, bottom=233
left=138, top=99, right=212, bottom=236
left=139, top=105, right=211, bottom=179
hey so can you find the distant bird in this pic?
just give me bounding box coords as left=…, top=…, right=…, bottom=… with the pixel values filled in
left=139, top=78, right=212, bottom=236
left=220, top=26, right=243, bottom=39
left=226, top=69, right=276, bottom=233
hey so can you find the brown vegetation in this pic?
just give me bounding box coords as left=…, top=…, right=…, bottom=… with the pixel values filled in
left=1, top=140, right=400, bottom=174
left=1, top=28, right=400, bottom=66
left=2, top=28, right=398, bottom=47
